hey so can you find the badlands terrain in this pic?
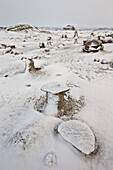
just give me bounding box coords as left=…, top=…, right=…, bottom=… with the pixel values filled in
left=0, top=25, right=113, bottom=170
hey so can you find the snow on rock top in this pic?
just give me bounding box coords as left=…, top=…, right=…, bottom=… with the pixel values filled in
left=41, top=82, right=70, bottom=95
left=44, top=151, right=57, bottom=167
left=7, top=24, right=39, bottom=32
left=58, top=120, right=96, bottom=155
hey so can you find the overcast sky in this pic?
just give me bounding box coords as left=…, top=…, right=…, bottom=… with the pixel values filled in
left=0, top=0, right=113, bottom=28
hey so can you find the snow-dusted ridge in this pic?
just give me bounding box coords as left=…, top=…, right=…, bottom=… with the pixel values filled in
left=7, top=24, right=40, bottom=32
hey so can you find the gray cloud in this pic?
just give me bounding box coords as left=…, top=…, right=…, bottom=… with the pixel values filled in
left=0, top=0, right=113, bottom=27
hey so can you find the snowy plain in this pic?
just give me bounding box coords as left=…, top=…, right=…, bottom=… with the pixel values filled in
left=0, top=26, right=113, bottom=170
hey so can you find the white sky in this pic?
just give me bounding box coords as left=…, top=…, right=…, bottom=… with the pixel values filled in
left=0, top=0, right=113, bottom=27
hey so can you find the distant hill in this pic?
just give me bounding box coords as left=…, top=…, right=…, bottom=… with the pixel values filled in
left=6, top=24, right=39, bottom=32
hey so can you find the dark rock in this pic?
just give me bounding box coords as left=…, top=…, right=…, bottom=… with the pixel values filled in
left=4, top=75, right=8, bottom=77
left=26, top=84, right=31, bottom=87
left=61, top=34, right=67, bottom=38
left=94, top=58, right=100, bottom=62
left=28, top=59, right=36, bottom=72
left=39, top=42, right=45, bottom=48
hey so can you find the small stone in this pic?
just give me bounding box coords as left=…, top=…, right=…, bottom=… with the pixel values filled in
left=36, top=67, right=41, bottom=71
left=21, top=57, right=24, bottom=60
left=14, top=52, right=20, bottom=55
left=45, top=49, right=50, bottom=52
left=34, top=56, right=38, bottom=59
left=94, top=58, right=100, bottom=62
left=4, top=75, right=8, bottom=77
left=39, top=42, right=45, bottom=48
left=44, top=151, right=57, bottom=167
left=56, top=74, right=61, bottom=76
left=26, top=84, right=31, bottom=87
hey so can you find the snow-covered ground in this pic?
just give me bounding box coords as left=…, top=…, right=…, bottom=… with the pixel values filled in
left=0, top=27, right=113, bottom=170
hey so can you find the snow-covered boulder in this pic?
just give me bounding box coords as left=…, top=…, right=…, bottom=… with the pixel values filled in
left=58, top=120, right=96, bottom=155
left=101, top=59, right=108, bottom=64
left=83, top=39, right=104, bottom=53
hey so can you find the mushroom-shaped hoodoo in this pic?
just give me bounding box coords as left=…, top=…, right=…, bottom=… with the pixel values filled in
left=58, top=120, right=96, bottom=155
left=41, top=82, right=70, bottom=116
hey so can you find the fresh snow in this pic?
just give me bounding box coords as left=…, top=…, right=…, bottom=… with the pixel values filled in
left=0, top=26, right=113, bottom=170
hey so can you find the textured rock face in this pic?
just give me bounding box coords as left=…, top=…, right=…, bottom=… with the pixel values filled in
left=58, top=120, right=96, bottom=155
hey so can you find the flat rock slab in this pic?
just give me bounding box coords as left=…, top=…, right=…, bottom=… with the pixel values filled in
left=41, top=82, right=70, bottom=95
left=58, top=120, right=96, bottom=155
